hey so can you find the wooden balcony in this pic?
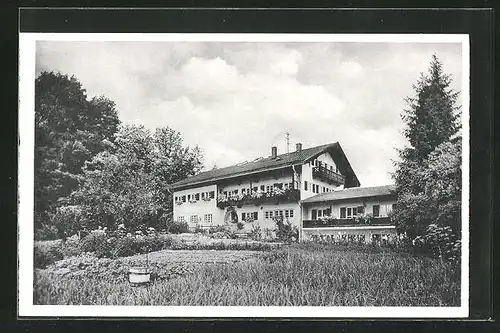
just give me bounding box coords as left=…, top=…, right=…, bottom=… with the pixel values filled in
left=303, top=216, right=393, bottom=228
left=312, top=166, right=345, bottom=185
left=217, top=189, right=300, bottom=209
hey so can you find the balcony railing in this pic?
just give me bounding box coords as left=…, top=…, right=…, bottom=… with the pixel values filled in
left=217, top=188, right=300, bottom=209
left=303, top=216, right=393, bottom=228
left=312, top=166, right=345, bottom=185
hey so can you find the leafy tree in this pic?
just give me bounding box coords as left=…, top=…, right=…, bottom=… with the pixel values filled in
left=71, top=125, right=203, bottom=231
left=392, top=55, right=462, bottom=238
left=34, top=71, right=120, bottom=232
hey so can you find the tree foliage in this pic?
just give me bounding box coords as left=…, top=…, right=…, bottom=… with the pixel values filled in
left=70, top=124, right=203, bottom=231
left=392, top=55, right=462, bottom=238
left=34, top=71, right=121, bottom=231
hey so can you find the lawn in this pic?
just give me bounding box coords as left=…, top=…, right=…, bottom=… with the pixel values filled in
left=34, top=243, right=460, bottom=306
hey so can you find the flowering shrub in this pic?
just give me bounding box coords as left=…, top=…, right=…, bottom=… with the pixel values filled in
left=273, top=216, right=298, bottom=242
left=412, top=224, right=461, bottom=263
left=249, top=224, right=262, bottom=241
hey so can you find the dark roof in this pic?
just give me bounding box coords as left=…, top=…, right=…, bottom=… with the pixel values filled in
left=301, top=184, right=396, bottom=204
left=170, top=142, right=360, bottom=190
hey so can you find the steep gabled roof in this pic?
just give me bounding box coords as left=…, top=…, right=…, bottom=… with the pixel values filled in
left=301, top=184, right=396, bottom=204
left=170, top=142, right=360, bottom=190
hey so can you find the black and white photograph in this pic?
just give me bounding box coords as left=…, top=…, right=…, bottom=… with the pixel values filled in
left=18, top=33, right=469, bottom=318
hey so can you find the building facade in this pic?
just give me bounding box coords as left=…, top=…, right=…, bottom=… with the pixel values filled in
left=301, top=185, right=397, bottom=243
left=170, top=142, right=360, bottom=234
left=170, top=142, right=397, bottom=242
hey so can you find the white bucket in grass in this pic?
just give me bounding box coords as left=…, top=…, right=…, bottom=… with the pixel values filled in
left=128, top=267, right=151, bottom=285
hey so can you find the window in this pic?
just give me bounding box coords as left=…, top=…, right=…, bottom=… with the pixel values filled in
left=187, top=194, right=191, bottom=201
left=323, top=209, right=330, bottom=216
left=190, top=215, right=198, bottom=224
left=318, top=210, right=323, bottom=218
left=312, top=209, right=317, bottom=220
left=274, top=183, right=283, bottom=189
left=253, top=212, right=258, bottom=220
left=289, top=209, right=294, bottom=218
left=266, top=185, right=272, bottom=193
left=232, top=190, right=238, bottom=195
left=340, top=207, right=346, bottom=219
left=242, top=212, right=246, bottom=220
left=178, top=216, right=185, bottom=222
left=204, top=214, right=213, bottom=224
left=304, top=181, right=308, bottom=191
left=181, top=195, right=186, bottom=203
left=358, top=206, right=364, bottom=214
left=265, top=211, right=269, bottom=219
left=386, top=204, right=393, bottom=215
left=223, top=191, right=228, bottom=196
left=253, top=186, right=258, bottom=192
left=201, top=192, right=205, bottom=199
left=260, top=185, right=265, bottom=192
left=195, top=193, right=200, bottom=201
left=373, top=205, right=380, bottom=217
left=289, top=182, right=293, bottom=189
left=241, top=188, right=247, bottom=194
left=209, top=191, right=215, bottom=199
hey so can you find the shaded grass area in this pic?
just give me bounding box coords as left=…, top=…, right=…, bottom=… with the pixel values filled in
left=34, top=244, right=460, bottom=306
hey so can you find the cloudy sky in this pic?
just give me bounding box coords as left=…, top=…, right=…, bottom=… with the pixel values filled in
left=36, top=40, right=463, bottom=186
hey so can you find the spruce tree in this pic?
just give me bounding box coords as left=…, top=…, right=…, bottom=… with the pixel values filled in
left=393, top=55, right=462, bottom=237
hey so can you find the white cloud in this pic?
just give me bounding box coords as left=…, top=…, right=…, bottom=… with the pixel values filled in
left=36, top=41, right=463, bottom=187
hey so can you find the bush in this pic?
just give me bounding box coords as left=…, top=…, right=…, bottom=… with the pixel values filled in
left=35, top=224, right=59, bottom=241
left=34, top=241, right=63, bottom=268
left=273, top=216, right=298, bottom=242
left=194, top=224, right=206, bottom=234
left=60, top=237, right=82, bottom=258
left=412, top=224, right=460, bottom=263
left=166, top=220, right=190, bottom=234
left=236, top=221, right=244, bottom=230
left=249, top=224, right=262, bottom=241
left=80, top=232, right=113, bottom=258
left=208, top=225, right=227, bottom=234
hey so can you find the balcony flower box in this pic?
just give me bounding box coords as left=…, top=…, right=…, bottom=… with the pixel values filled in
left=216, top=188, right=300, bottom=209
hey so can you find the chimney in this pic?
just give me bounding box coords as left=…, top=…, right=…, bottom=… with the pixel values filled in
left=296, top=143, right=302, bottom=152
left=271, top=146, right=277, bottom=158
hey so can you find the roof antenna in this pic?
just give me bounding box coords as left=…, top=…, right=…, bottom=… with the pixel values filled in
left=285, top=132, right=290, bottom=153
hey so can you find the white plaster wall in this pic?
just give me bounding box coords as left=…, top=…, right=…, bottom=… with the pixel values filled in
left=173, top=184, right=224, bottom=228
left=300, top=152, right=344, bottom=200
left=303, top=197, right=396, bottom=219
left=227, top=201, right=301, bottom=232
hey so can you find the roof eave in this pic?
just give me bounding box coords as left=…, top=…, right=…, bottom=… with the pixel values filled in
left=170, top=163, right=303, bottom=191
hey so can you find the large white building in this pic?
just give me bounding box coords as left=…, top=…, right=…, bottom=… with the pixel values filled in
left=170, top=142, right=396, bottom=242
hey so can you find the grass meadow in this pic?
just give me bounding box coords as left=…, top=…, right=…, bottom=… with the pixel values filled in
left=34, top=243, right=460, bottom=306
